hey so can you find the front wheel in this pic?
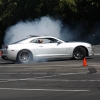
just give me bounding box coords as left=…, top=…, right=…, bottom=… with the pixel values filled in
left=73, top=47, right=86, bottom=60
left=16, top=50, right=33, bottom=64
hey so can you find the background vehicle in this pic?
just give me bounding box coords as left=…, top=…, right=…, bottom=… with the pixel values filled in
left=1, top=35, right=93, bottom=64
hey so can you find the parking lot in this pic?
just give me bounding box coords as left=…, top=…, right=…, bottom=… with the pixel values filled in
left=0, top=51, right=100, bottom=100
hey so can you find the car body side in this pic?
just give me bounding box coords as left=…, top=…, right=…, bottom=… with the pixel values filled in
left=1, top=43, right=93, bottom=61
left=1, top=36, right=93, bottom=61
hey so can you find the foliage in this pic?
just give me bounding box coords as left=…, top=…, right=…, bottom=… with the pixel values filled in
left=0, top=0, right=100, bottom=46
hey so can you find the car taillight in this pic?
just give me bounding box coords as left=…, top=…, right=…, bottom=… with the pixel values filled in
left=2, top=45, right=8, bottom=49
left=0, top=51, right=2, bottom=55
left=5, top=46, right=8, bottom=49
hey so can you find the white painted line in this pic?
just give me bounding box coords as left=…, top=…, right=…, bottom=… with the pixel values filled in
left=20, top=73, right=30, bottom=75
left=0, top=72, right=81, bottom=77
left=89, top=65, right=100, bottom=66
left=0, top=65, right=78, bottom=68
left=31, top=75, right=57, bottom=79
left=32, top=73, right=47, bottom=74
left=58, top=73, right=80, bottom=76
left=0, top=64, right=100, bottom=68
left=94, top=53, right=100, bottom=55
left=0, top=73, right=47, bottom=75
left=0, top=73, right=17, bottom=75
left=0, top=88, right=90, bottom=92
left=0, top=81, right=8, bottom=83
left=1, top=78, right=100, bottom=82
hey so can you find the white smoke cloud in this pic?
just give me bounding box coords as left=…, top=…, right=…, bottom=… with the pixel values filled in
left=4, top=16, right=99, bottom=45
left=4, top=16, right=63, bottom=44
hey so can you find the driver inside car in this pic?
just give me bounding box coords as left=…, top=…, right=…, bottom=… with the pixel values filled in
left=38, top=39, right=43, bottom=43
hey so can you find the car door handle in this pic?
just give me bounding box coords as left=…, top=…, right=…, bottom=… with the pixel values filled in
left=39, top=45, right=43, bottom=47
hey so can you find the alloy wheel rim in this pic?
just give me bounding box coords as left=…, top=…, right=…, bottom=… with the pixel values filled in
left=74, top=52, right=83, bottom=59
left=20, top=52, right=29, bottom=61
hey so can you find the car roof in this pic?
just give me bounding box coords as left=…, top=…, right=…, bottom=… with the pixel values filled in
left=27, top=35, right=61, bottom=41
left=12, top=35, right=64, bottom=44
left=15, top=35, right=60, bottom=44
left=27, top=35, right=55, bottom=38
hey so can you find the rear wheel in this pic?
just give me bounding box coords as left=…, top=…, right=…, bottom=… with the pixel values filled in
left=73, top=47, right=86, bottom=60
left=16, top=50, right=33, bottom=64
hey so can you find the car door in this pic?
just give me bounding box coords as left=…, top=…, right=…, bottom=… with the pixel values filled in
left=36, top=38, right=67, bottom=58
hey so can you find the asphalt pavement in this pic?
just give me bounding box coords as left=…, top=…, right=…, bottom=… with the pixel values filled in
left=0, top=46, right=100, bottom=100
left=0, top=54, right=100, bottom=100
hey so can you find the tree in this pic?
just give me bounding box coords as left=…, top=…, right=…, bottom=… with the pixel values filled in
left=0, top=0, right=100, bottom=46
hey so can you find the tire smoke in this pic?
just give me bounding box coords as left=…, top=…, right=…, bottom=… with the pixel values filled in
left=4, top=16, right=74, bottom=44
left=4, top=16, right=100, bottom=45
left=4, top=16, right=71, bottom=44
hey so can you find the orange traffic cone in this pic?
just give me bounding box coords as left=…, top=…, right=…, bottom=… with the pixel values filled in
left=83, top=57, right=88, bottom=67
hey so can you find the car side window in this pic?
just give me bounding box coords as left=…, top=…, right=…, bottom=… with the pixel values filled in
left=30, top=39, right=45, bottom=43
left=48, top=38, right=58, bottom=43
left=30, top=39, right=38, bottom=43
left=40, top=38, right=58, bottom=44
left=30, top=38, right=59, bottom=44
left=38, top=38, right=50, bottom=44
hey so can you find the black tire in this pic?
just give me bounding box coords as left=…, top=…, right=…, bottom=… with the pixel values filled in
left=73, top=47, right=86, bottom=60
left=16, top=50, right=33, bottom=64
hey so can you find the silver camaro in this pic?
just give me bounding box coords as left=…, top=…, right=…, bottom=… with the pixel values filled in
left=1, top=35, right=94, bottom=64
